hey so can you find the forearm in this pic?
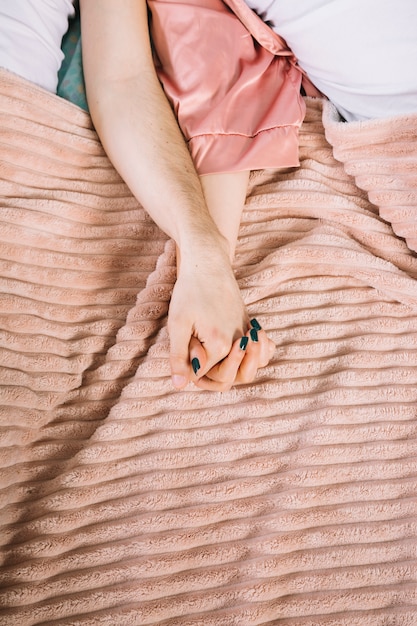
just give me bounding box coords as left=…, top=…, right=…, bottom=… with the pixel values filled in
left=80, top=0, right=226, bottom=259
left=200, top=171, right=250, bottom=262
left=91, top=77, right=220, bottom=245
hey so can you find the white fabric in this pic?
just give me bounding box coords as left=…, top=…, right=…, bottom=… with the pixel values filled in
left=246, top=0, right=417, bottom=121
left=0, top=0, right=75, bottom=93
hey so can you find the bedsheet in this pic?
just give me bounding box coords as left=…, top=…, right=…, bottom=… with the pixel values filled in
left=0, top=68, right=417, bottom=625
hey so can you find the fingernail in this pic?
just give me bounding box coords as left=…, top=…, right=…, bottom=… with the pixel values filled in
left=172, top=374, right=187, bottom=389
left=250, top=328, right=258, bottom=343
left=191, top=357, right=201, bottom=374
left=239, top=336, right=249, bottom=350
left=250, top=318, right=262, bottom=331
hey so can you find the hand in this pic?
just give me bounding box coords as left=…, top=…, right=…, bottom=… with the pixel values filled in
left=167, top=247, right=247, bottom=389
left=167, top=246, right=275, bottom=391
left=194, top=320, right=276, bottom=392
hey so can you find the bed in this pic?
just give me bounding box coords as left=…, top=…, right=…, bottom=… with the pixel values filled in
left=0, top=15, right=417, bottom=625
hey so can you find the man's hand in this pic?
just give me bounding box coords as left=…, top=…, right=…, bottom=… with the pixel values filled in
left=168, top=248, right=275, bottom=391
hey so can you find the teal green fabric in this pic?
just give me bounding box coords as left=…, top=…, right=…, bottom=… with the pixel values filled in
left=57, top=5, right=88, bottom=111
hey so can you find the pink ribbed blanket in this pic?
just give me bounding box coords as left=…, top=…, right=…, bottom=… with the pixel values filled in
left=0, top=69, right=417, bottom=625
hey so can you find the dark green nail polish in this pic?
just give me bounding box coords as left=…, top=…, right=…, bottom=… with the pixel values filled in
left=191, top=357, right=201, bottom=374
left=239, top=336, right=249, bottom=350
left=250, top=328, right=259, bottom=343
left=250, top=318, right=262, bottom=331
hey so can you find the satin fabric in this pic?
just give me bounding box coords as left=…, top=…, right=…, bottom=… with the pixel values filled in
left=148, top=0, right=311, bottom=175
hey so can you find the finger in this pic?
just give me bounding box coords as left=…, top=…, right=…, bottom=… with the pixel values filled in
left=195, top=335, right=248, bottom=390
left=249, top=318, right=276, bottom=367
left=168, top=317, right=193, bottom=390
left=255, top=330, right=276, bottom=367
left=194, top=377, right=234, bottom=392
left=264, top=336, right=276, bottom=364
left=236, top=327, right=276, bottom=384
left=235, top=326, right=262, bottom=383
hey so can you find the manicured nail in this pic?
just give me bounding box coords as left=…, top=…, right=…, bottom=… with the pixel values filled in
left=250, top=328, right=258, bottom=343
left=191, top=357, right=201, bottom=374
left=239, top=336, right=249, bottom=350
left=250, top=318, right=262, bottom=331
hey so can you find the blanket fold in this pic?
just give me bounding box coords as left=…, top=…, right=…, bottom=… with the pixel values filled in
left=0, top=69, right=416, bottom=625
left=324, top=101, right=417, bottom=254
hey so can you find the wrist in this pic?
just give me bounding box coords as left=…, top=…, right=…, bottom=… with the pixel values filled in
left=176, top=229, right=232, bottom=275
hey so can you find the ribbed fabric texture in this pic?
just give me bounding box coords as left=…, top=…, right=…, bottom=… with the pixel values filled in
left=0, top=71, right=417, bottom=625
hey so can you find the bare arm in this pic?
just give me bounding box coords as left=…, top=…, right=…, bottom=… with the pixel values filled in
left=79, top=0, right=261, bottom=389
left=199, top=171, right=249, bottom=261
left=79, top=0, right=223, bottom=252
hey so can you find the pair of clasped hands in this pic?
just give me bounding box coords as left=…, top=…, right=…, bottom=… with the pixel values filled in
left=167, top=250, right=276, bottom=392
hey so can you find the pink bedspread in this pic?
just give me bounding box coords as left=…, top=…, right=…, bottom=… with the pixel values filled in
left=1, top=69, right=417, bottom=625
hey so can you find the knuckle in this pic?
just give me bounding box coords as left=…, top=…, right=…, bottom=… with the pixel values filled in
left=211, top=334, right=232, bottom=360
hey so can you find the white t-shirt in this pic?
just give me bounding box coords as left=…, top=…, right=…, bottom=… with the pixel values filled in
left=246, top=0, right=417, bottom=121
left=0, top=0, right=75, bottom=93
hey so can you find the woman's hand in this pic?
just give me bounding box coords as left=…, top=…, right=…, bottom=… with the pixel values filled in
left=194, top=321, right=276, bottom=391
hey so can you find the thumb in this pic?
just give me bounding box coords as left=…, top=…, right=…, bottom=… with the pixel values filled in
left=168, top=318, right=193, bottom=389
